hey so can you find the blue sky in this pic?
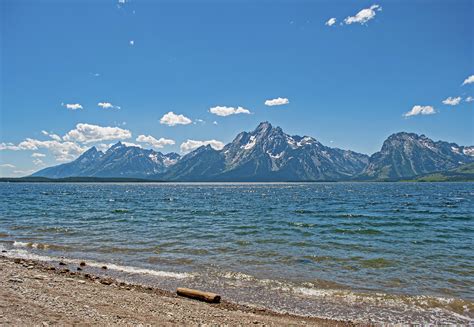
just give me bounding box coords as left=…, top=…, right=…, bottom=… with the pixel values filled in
left=1, top=0, right=473, bottom=176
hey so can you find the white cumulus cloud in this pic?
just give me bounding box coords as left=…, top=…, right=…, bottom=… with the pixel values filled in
left=465, top=96, right=474, bottom=102
left=325, top=18, right=336, bottom=26
left=180, top=139, right=225, bottom=153
left=63, top=123, right=132, bottom=144
left=136, top=135, right=175, bottom=149
left=403, top=105, right=436, bottom=117
left=63, top=103, right=83, bottom=110
left=16, top=138, right=87, bottom=162
left=98, top=102, right=120, bottom=109
left=209, top=106, right=251, bottom=117
left=159, top=112, right=192, bottom=126
left=1, top=124, right=134, bottom=162
left=122, top=142, right=142, bottom=148
left=344, top=4, right=382, bottom=25
left=442, top=96, right=462, bottom=106
left=462, top=75, right=474, bottom=86
left=264, top=97, right=289, bottom=106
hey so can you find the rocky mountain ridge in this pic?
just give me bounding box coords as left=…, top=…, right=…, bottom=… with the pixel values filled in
left=32, top=122, right=474, bottom=181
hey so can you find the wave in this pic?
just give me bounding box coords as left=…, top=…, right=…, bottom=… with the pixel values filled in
left=112, top=209, right=130, bottom=213
left=3, top=243, right=192, bottom=279
left=217, top=271, right=473, bottom=323
left=213, top=268, right=473, bottom=322
left=13, top=241, right=70, bottom=251
left=287, top=222, right=316, bottom=228
left=332, top=228, right=383, bottom=235
left=1, top=242, right=472, bottom=323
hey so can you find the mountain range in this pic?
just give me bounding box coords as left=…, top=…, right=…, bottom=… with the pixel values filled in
left=32, top=122, right=474, bottom=181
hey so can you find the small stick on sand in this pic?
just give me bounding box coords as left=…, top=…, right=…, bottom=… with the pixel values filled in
left=177, top=287, right=221, bottom=303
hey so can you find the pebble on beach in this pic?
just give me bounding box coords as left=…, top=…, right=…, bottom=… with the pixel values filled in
left=100, top=278, right=113, bottom=285
left=79, top=261, right=86, bottom=267
left=101, top=266, right=107, bottom=270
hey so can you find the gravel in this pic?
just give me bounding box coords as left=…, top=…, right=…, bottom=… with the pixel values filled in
left=0, top=256, right=358, bottom=326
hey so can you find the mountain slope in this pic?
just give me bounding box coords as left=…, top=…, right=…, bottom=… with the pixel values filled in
left=158, top=145, right=226, bottom=181
left=158, top=122, right=370, bottom=181
left=31, top=147, right=104, bottom=179
left=405, top=163, right=474, bottom=182
left=33, top=142, right=180, bottom=179
left=361, top=132, right=474, bottom=179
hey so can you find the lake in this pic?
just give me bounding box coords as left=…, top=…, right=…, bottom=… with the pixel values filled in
left=0, top=182, right=472, bottom=323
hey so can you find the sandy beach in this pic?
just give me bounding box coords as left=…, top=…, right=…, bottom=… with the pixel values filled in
left=0, top=255, right=356, bottom=326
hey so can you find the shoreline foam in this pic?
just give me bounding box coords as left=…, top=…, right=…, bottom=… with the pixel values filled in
left=1, top=243, right=472, bottom=324
left=0, top=255, right=351, bottom=326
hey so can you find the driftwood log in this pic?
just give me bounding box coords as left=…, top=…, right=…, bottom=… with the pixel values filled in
left=176, top=287, right=221, bottom=303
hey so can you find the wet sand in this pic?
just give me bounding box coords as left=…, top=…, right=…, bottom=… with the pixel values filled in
left=0, top=255, right=358, bottom=326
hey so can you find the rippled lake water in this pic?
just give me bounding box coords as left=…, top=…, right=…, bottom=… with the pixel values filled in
left=0, top=182, right=472, bottom=323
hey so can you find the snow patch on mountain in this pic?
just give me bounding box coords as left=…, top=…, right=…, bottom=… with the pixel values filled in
left=463, top=147, right=474, bottom=156
left=267, top=150, right=284, bottom=159
left=451, top=146, right=460, bottom=154
left=297, top=136, right=315, bottom=147
left=163, top=157, right=178, bottom=167
left=242, top=136, right=256, bottom=150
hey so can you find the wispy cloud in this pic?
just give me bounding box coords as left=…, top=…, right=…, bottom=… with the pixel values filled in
left=136, top=135, right=175, bottom=149
left=194, top=119, right=205, bottom=125
left=209, top=106, right=251, bottom=116
left=62, top=103, right=83, bottom=110
left=442, top=96, right=462, bottom=106
left=31, top=153, right=46, bottom=158
left=403, top=105, right=436, bottom=117
left=325, top=18, right=336, bottom=26
left=41, top=130, right=62, bottom=141
left=180, top=139, right=225, bottom=153
left=12, top=169, right=35, bottom=176
left=0, top=163, right=15, bottom=168
left=129, top=40, right=135, bottom=46
left=98, top=102, right=121, bottom=109
left=465, top=96, right=474, bottom=102
left=344, top=4, right=382, bottom=25
left=264, top=97, right=289, bottom=106
left=0, top=143, right=21, bottom=151
left=462, top=75, right=474, bottom=86
left=160, top=112, right=192, bottom=126
left=33, top=158, right=44, bottom=166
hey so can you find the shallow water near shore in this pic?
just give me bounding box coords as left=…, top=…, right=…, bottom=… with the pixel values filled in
left=0, top=182, right=473, bottom=323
